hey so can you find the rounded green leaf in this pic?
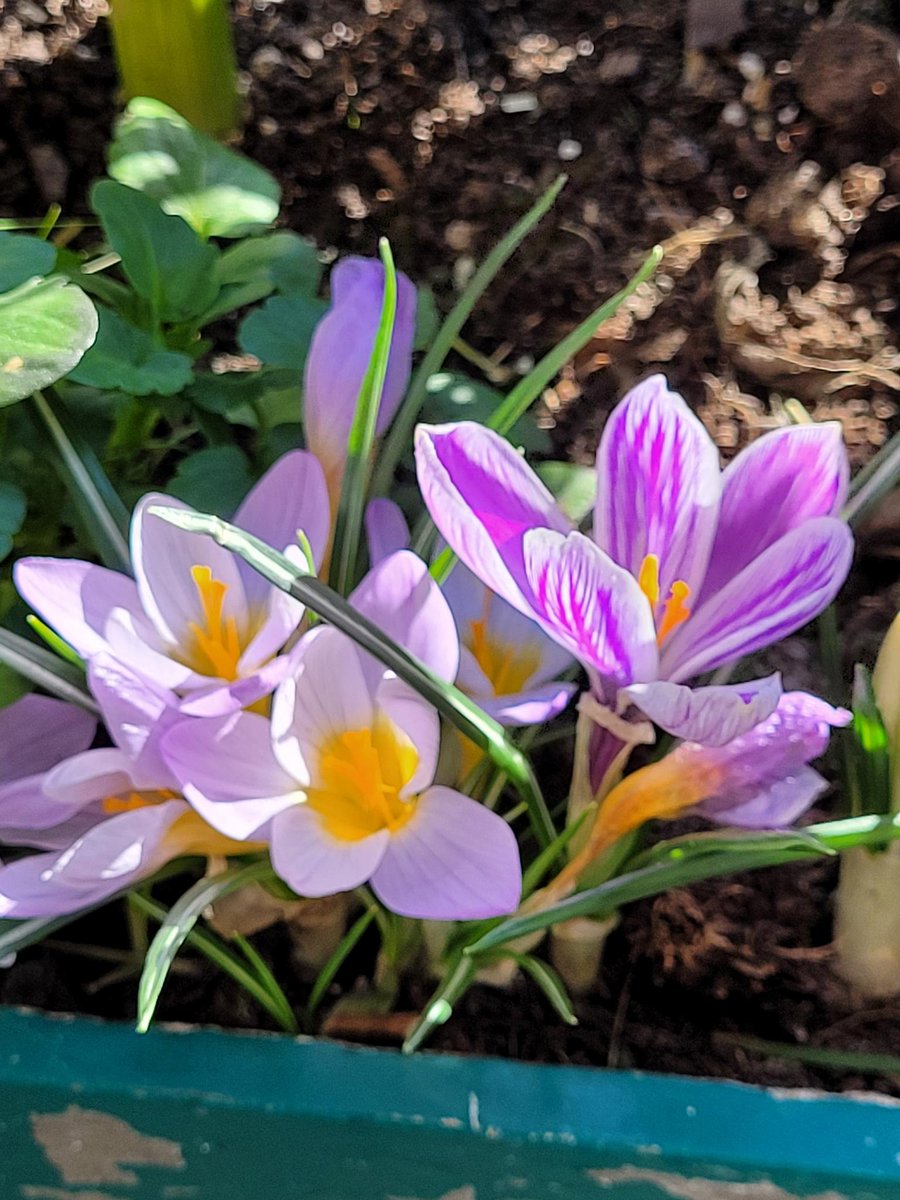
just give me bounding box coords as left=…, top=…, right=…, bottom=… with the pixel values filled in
left=108, top=98, right=281, bottom=239
left=168, top=445, right=254, bottom=514
left=0, top=481, right=26, bottom=561
left=68, top=307, right=193, bottom=397
left=0, top=277, right=98, bottom=407
left=0, top=234, right=56, bottom=294
left=238, top=294, right=327, bottom=370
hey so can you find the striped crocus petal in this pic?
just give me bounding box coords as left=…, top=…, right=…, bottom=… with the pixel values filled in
left=523, top=528, right=658, bottom=696
left=593, top=375, right=721, bottom=604
left=621, top=673, right=782, bottom=746
left=415, top=421, right=572, bottom=617
left=699, top=422, right=849, bottom=602
left=661, top=517, right=854, bottom=683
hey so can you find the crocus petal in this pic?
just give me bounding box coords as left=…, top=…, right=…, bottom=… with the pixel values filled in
left=234, top=591, right=303, bottom=677
left=370, top=786, right=521, bottom=919
left=350, top=550, right=459, bottom=683
left=621, top=674, right=782, bottom=746
left=104, top=606, right=199, bottom=691
left=42, top=747, right=136, bottom=811
left=477, top=681, right=578, bottom=726
left=162, top=712, right=299, bottom=840
left=131, top=492, right=248, bottom=650
left=700, top=765, right=828, bottom=829
left=177, top=653, right=296, bottom=718
left=271, top=628, right=375, bottom=785
left=365, top=497, right=411, bottom=565
left=375, top=675, right=440, bottom=796
left=700, top=423, right=849, bottom=601
left=415, top=421, right=571, bottom=615
left=523, top=529, right=658, bottom=695
left=270, top=804, right=390, bottom=897
left=304, top=256, right=417, bottom=477
left=593, top=375, right=721, bottom=601
left=87, top=655, right=180, bottom=785
left=14, top=557, right=142, bottom=661
left=0, top=694, right=95, bottom=783
left=0, top=801, right=187, bottom=917
left=662, top=518, right=854, bottom=682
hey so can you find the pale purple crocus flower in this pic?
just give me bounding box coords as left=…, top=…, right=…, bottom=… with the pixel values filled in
left=14, top=451, right=331, bottom=717
left=0, top=660, right=257, bottom=918
left=415, top=375, right=853, bottom=784
left=365, top=498, right=576, bottom=727
left=304, top=256, right=417, bottom=504
left=163, top=551, right=522, bottom=921
left=540, top=691, right=851, bottom=904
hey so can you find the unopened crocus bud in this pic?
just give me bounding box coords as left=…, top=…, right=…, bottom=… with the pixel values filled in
left=304, top=256, right=417, bottom=503
left=873, top=609, right=900, bottom=810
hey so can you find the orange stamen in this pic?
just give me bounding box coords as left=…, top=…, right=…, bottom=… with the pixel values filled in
left=638, top=553, right=660, bottom=606
left=188, top=564, right=243, bottom=680
left=657, top=580, right=692, bottom=645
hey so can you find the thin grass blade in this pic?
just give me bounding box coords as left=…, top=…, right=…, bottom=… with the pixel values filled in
left=306, top=905, right=377, bottom=1022
left=0, top=627, right=96, bottom=712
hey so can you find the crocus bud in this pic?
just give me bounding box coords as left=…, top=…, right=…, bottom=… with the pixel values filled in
left=873, top=609, right=900, bottom=810
left=304, top=256, right=417, bottom=501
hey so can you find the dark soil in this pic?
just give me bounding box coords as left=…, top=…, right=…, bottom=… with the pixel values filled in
left=3, top=0, right=900, bottom=1095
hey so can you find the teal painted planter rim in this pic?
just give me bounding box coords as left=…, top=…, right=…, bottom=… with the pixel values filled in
left=2, top=1004, right=900, bottom=1185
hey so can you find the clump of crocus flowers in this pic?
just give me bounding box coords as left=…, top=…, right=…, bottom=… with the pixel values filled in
left=1, top=248, right=871, bottom=1041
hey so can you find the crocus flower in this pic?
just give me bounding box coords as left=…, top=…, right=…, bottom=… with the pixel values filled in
left=304, top=256, right=417, bottom=502
left=537, top=691, right=851, bottom=907
left=163, top=551, right=522, bottom=921
left=366, top=498, right=576, bottom=726
left=0, top=659, right=259, bottom=918
left=415, top=376, right=853, bottom=766
left=14, top=451, right=331, bottom=717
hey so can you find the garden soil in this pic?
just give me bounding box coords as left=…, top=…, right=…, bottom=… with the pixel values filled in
left=3, top=0, right=900, bottom=1095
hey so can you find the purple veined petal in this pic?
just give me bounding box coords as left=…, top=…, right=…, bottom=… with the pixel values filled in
left=375, top=674, right=440, bottom=796
left=304, top=257, right=417, bottom=476
left=270, top=627, right=375, bottom=784
left=593, top=375, right=721, bottom=602
left=662, top=517, right=854, bottom=682
left=365, top=497, right=411, bottom=565
left=476, top=681, right=578, bottom=727
left=14, top=557, right=142, bottom=661
left=699, top=422, right=850, bottom=602
left=523, top=529, right=658, bottom=696
left=131, top=492, right=249, bottom=652
left=233, top=449, right=331, bottom=597
left=270, top=804, right=390, bottom=897
left=668, top=690, right=850, bottom=827
left=350, top=550, right=459, bottom=684
left=103, top=606, right=199, bottom=692
left=414, top=421, right=571, bottom=616
left=700, top=765, right=828, bottom=829
left=0, top=694, right=96, bottom=783
left=162, top=712, right=300, bottom=840
left=621, top=673, right=782, bottom=746
left=88, top=655, right=180, bottom=786
left=370, top=785, right=521, bottom=919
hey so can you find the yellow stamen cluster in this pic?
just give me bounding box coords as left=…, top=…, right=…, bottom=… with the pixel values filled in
left=188, top=564, right=243, bottom=680
left=307, top=721, right=419, bottom=842
left=466, top=593, right=540, bottom=698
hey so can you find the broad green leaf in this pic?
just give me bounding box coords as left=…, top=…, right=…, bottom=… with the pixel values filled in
left=0, top=481, right=26, bottom=560
left=186, top=368, right=298, bottom=431
left=200, top=232, right=322, bottom=324
left=68, top=307, right=193, bottom=397
left=0, top=277, right=98, bottom=407
left=238, top=293, right=328, bottom=369
left=108, top=97, right=281, bottom=239
left=537, top=461, right=597, bottom=523
left=414, top=287, right=440, bottom=351
left=0, top=233, right=56, bottom=293
left=422, top=372, right=550, bottom=453
left=168, top=444, right=254, bottom=514
left=91, top=180, right=220, bottom=323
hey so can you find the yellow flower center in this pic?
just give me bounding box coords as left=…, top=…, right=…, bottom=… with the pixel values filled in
left=306, top=721, right=419, bottom=842
left=101, top=790, right=261, bottom=857
left=638, top=553, right=692, bottom=646
left=466, top=594, right=541, bottom=697
left=186, top=564, right=245, bottom=680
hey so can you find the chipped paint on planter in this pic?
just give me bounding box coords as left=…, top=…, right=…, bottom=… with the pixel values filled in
left=0, top=1007, right=898, bottom=1199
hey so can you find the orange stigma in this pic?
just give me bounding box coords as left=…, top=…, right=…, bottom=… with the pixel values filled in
left=637, top=553, right=692, bottom=645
